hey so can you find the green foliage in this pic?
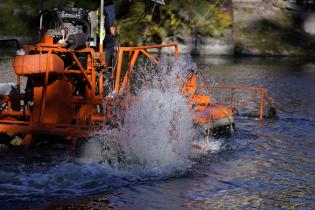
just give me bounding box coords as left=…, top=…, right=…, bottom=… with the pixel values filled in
left=0, top=0, right=37, bottom=35
left=115, top=2, right=148, bottom=46
left=0, top=0, right=232, bottom=45
left=116, top=0, right=232, bottom=45
left=0, top=0, right=64, bottom=35
left=194, top=5, right=232, bottom=37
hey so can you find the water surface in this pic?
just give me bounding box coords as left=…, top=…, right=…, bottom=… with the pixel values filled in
left=0, top=56, right=314, bottom=209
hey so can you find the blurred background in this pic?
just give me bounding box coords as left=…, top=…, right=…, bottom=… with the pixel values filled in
left=1, top=0, right=315, bottom=55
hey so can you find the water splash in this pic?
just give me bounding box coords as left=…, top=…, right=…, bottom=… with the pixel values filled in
left=83, top=56, right=198, bottom=176
left=0, top=56, right=226, bottom=205
left=192, top=138, right=223, bottom=154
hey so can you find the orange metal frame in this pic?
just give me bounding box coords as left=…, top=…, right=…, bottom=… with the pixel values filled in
left=0, top=32, right=272, bottom=146
left=206, top=85, right=272, bottom=121
left=0, top=37, right=179, bottom=143
left=114, top=44, right=179, bottom=95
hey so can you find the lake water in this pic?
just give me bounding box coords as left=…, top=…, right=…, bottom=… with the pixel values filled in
left=0, top=56, right=314, bottom=209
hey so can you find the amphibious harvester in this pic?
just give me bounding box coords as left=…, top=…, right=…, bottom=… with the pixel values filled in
left=0, top=0, right=274, bottom=148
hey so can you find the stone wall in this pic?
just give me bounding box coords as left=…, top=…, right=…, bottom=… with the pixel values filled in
left=233, top=0, right=263, bottom=3
left=303, top=14, right=315, bottom=35
left=233, top=0, right=315, bottom=56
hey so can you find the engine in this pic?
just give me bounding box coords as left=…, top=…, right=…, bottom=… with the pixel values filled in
left=42, top=7, right=97, bottom=49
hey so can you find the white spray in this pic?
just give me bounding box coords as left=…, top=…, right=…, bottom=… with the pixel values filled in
left=83, top=56, right=199, bottom=176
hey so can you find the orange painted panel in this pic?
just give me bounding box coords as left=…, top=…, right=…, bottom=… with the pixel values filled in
left=190, top=95, right=211, bottom=105
left=32, top=79, right=73, bottom=125
left=13, top=54, right=64, bottom=75
left=182, top=74, right=197, bottom=96
left=193, top=104, right=233, bottom=124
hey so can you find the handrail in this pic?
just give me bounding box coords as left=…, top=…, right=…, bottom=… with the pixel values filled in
left=205, top=85, right=273, bottom=121
left=114, top=43, right=178, bottom=94
left=71, top=52, right=92, bottom=89
left=119, top=43, right=178, bottom=51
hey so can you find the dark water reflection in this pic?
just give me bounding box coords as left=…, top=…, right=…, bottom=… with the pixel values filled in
left=0, top=56, right=314, bottom=209
left=98, top=57, right=315, bottom=209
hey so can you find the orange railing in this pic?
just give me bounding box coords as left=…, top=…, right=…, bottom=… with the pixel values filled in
left=205, top=86, right=273, bottom=121
left=114, top=44, right=179, bottom=95
left=0, top=43, right=179, bottom=140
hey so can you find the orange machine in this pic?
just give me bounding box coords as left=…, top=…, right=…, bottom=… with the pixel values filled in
left=0, top=4, right=274, bottom=147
